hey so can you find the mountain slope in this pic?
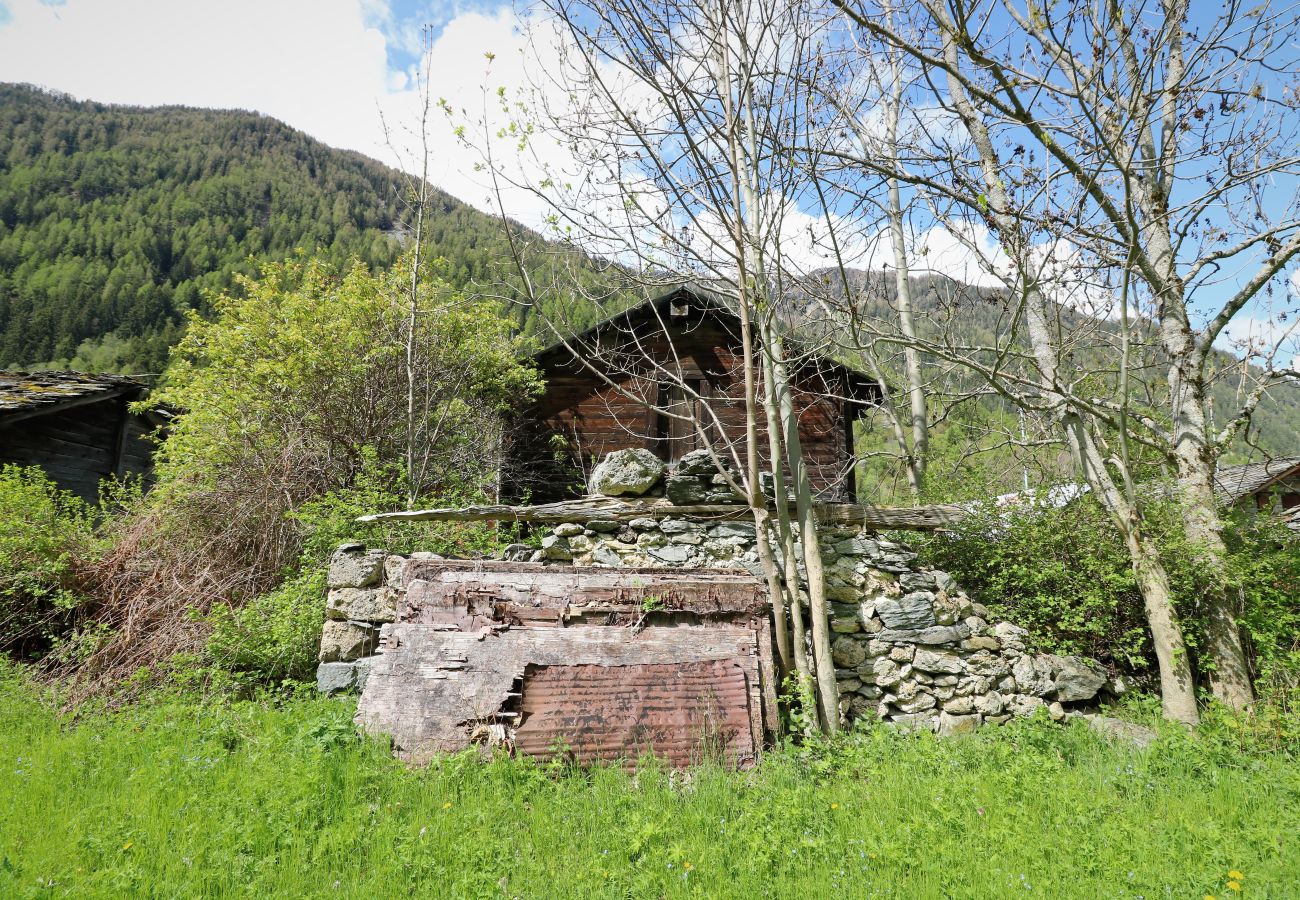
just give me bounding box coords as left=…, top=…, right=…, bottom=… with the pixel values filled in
left=0, top=83, right=546, bottom=371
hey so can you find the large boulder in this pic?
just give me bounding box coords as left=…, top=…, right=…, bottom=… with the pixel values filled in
left=589, top=449, right=665, bottom=497
left=1050, top=655, right=1107, bottom=702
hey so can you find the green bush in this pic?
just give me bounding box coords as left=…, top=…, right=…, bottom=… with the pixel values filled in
left=0, top=464, right=96, bottom=656
left=915, top=494, right=1300, bottom=692
left=207, top=570, right=327, bottom=683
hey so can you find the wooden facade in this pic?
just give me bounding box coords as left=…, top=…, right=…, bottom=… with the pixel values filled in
left=0, top=372, right=166, bottom=501
left=505, top=287, right=878, bottom=503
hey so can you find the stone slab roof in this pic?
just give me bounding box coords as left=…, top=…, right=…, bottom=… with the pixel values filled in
left=1213, top=457, right=1300, bottom=503
left=0, top=371, right=150, bottom=422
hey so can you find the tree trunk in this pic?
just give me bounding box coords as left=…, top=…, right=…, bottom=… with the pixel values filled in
left=1125, top=523, right=1201, bottom=725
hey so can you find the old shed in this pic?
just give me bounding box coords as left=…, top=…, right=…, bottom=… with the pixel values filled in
left=0, top=371, right=166, bottom=500
left=505, top=284, right=879, bottom=504
left=337, top=554, right=776, bottom=768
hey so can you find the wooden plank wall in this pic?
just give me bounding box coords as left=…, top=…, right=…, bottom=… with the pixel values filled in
left=0, top=398, right=157, bottom=500
left=509, top=314, right=861, bottom=503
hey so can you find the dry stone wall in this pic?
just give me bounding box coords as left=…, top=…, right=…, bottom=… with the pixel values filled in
left=318, top=449, right=1120, bottom=734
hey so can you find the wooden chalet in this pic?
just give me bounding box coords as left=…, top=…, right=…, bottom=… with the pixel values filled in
left=504, top=285, right=879, bottom=504
left=0, top=371, right=167, bottom=501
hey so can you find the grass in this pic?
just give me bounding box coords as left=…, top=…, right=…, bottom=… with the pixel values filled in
left=0, top=667, right=1297, bottom=898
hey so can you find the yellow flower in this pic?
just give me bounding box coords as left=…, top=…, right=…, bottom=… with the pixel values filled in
left=121, top=841, right=133, bottom=852
left=441, top=801, right=452, bottom=810
left=1206, top=895, right=1217, bottom=900
left=684, top=862, right=694, bottom=871
left=1228, top=871, right=1245, bottom=881
left=831, top=803, right=840, bottom=810
left=1227, top=882, right=1242, bottom=892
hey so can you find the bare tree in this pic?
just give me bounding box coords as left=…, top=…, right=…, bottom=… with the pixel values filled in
left=824, top=0, right=1300, bottom=715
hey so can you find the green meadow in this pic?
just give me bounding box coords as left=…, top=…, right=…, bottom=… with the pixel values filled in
left=0, top=668, right=1295, bottom=899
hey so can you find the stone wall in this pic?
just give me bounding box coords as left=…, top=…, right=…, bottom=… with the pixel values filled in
left=319, top=449, right=1120, bottom=735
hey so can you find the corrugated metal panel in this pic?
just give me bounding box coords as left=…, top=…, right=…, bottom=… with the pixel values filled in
left=513, top=661, right=756, bottom=768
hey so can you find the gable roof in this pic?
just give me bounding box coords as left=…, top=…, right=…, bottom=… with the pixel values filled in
left=1214, top=457, right=1300, bottom=504
left=0, top=371, right=152, bottom=426
left=533, top=283, right=880, bottom=402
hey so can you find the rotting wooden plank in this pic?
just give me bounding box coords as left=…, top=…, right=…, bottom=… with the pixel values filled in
left=357, top=623, right=767, bottom=766
left=360, top=497, right=967, bottom=530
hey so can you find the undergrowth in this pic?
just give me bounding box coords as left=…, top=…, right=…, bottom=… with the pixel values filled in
left=1, top=663, right=1296, bottom=899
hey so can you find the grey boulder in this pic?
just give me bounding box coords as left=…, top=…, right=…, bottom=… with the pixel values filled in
left=589, top=449, right=665, bottom=497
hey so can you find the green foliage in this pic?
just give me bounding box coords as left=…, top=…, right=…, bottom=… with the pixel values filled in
left=207, top=570, right=327, bottom=683
left=0, top=465, right=95, bottom=655
left=914, top=496, right=1154, bottom=669
left=0, top=667, right=1296, bottom=897
left=916, top=494, right=1300, bottom=691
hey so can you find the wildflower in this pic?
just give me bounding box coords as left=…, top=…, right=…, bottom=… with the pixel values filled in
left=121, top=841, right=133, bottom=852
left=1206, top=895, right=1217, bottom=900
left=1228, top=871, right=1245, bottom=882
left=831, top=803, right=839, bottom=810
left=1227, top=882, right=1242, bottom=892
left=441, top=801, right=452, bottom=810
left=684, top=862, right=694, bottom=871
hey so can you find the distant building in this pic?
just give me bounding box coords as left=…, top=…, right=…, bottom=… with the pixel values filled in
left=504, top=285, right=880, bottom=504
left=1214, top=457, right=1300, bottom=525
left=0, top=371, right=168, bottom=501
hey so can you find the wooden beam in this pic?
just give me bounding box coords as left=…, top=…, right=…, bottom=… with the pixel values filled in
left=358, top=497, right=967, bottom=530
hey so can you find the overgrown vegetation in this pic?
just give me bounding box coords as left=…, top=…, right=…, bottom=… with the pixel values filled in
left=916, top=494, right=1300, bottom=707
left=0, top=465, right=97, bottom=658
left=0, top=664, right=1294, bottom=898
left=2, top=254, right=537, bottom=697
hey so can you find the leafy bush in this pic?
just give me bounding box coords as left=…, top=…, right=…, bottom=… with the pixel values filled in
left=0, top=465, right=96, bottom=656
left=915, top=493, right=1300, bottom=692
left=207, top=570, right=327, bottom=682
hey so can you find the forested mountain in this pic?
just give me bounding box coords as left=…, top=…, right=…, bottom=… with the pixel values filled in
left=0, top=83, right=574, bottom=372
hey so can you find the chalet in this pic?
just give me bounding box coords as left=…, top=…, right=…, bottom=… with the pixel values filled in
left=1215, top=457, right=1300, bottom=526
left=504, top=285, right=880, bottom=504
left=0, top=371, right=167, bottom=501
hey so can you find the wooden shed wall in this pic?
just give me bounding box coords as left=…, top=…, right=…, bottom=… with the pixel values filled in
left=507, top=315, right=861, bottom=503
left=0, top=398, right=156, bottom=500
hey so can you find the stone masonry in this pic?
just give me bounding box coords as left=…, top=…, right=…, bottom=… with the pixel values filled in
left=319, top=449, right=1120, bottom=735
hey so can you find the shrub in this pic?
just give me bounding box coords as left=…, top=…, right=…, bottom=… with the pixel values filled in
left=0, top=465, right=96, bottom=657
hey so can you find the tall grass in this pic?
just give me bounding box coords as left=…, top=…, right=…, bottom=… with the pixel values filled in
left=0, top=666, right=1296, bottom=899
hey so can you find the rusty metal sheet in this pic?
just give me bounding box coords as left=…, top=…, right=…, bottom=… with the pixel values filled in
left=513, top=661, right=756, bottom=768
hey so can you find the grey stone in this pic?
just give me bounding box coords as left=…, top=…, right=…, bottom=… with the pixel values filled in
left=501, top=543, right=533, bottom=562
left=648, top=544, right=692, bottom=564
left=912, top=648, right=965, bottom=675
left=889, top=644, right=915, bottom=663
left=961, top=636, right=1001, bottom=652
left=616, top=528, right=638, bottom=544
left=1007, top=694, right=1046, bottom=717
left=831, top=635, right=868, bottom=668
left=1049, top=655, right=1107, bottom=702
left=889, top=711, right=939, bottom=732
left=319, top=621, right=376, bottom=663
left=831, top=617, right=861, bottom=634
left=938, top=711, right=981, bottom=736
left=877, top=623, right=971, bottom=644
left=874, top=592, right=937, bottom=630
left=1084, top=715, right=1157, bottom=749
left=837, top=537, right=879, bottom=557
left=354, top=657, right=374, bottom=693
left=629, top=518, right=660, bottom=531
left=659, top=518, right=698, bottom=534
left=1013, top=655, right=1055, bottom=697
left=674, top=448, right=728, bottom=476
left=591, top=546, right=623, bottom=567
left=931, top=674, right=959, bottom=687
left=328, top=545, right=386, bottom=589
left=589, top=449, right=665, bottom=497
left=316, top=661, right=356, bottom=694
left=870, top=656, right=903, bottom=687
left=540, top=534, right=573, bottom=560
left=708, top=522, right=757, bottom=540
left=326, top=587, right=396, bottom=623
left=892, top=691, right=938, bottom=714
left=993, top=621, right=1029, bottom=649
left=554, top=522, right=585, bottom=537
left=973, top=692, right=1005, bottom=716
left=586, top=519, right=620, bottom=533
left=665, top=476, right=710, bottom=505
left=899, top=572, right=937, bottom=592
left=1048, top=701, right=1067, bottom=722
left=836, top=677, right=863, bottom=693
left=933, top=570, right=958, bottom=594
